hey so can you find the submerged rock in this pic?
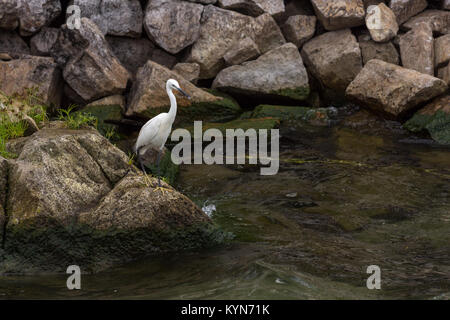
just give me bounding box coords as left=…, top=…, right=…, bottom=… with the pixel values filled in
left=404, top=94, right=450, bottom=144
left=0, top=127, right=223, bottom=273
left=0, top=56, right=62, bottom=106
left=126, top=61, right=241, bottom=122
left=213, top=43, right=309, bottom=101
left=346, top=59, right=448, bottom=119
left=251, top=104, right=337, bottom=125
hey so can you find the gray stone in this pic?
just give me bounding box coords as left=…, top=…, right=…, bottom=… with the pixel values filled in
left=435, top=34, right=450, bottom=67
left=301, top=29, right=362, bottom=93
left=217, top=0, right=285, bottom=18
left=172, top=62, right=201, bottom=84
left=30, top=27, right=59, bottom=56
left=346, top=59, right=448, bottom=118
left=403, top=10, right=450, bottom=35
left=282, top=15, right=317, bottom=48
left=0, top=0, right=20, bottom=30
left=252, top=13, right=286, bottom=54
left=400, top=22, right=435, bottom=75
left=366, top=3, right=398, bottom=42
left=213, top=43, right=310, bottom=101
left=19, top=0, right=61, bottom=36
left=311, top=0, right=366, bottom=31
left=358, top=34, right=399, bottom=65
left=144, top=0, right=204, bottom=54
left=437, top=63, right=450, bottom=85
left=389, top=0, right=428, bottom=25
left=0, top=30, right=30, bottom=54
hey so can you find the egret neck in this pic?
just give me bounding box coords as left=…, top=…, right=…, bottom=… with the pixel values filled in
left=167, top=83, right=177, bottom=122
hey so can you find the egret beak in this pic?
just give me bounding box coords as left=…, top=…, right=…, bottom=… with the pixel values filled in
left=175, top=87, right=191, bottom=100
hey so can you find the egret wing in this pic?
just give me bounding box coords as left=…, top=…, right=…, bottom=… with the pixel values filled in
left=135, top=114, right=165, bottom=152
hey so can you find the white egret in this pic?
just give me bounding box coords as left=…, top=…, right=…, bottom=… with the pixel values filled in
left=134, top=79, right=190, bottom=190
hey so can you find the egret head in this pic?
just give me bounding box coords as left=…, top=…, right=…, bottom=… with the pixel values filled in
left=167, top=79, right=191, bottom=99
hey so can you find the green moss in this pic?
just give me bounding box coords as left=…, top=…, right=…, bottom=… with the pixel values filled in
left=77, top=104, right=123, bottom=137
left=145, top=149, right=179, bottom=185
left=270, top=86, right=310, bottom=101
left=404, top=110, right=450, bottom=145
left=251, top=104, right=333, bottom=125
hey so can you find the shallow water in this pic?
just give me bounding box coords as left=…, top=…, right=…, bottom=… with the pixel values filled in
left=1, top=119, right=449, bottom=299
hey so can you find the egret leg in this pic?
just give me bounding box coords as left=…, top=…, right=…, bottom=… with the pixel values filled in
left=137, top=151, right=151, bottom=187
left=153, top=149, right=173, bottom=193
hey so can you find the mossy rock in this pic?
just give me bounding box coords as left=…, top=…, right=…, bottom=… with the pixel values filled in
left=76, top=104, right=123, bottom=136
left=269, top=87, right=310, bottom=101
left=251, top=105, right=336, bottom=124
left=404, top=110, right=450, bottom=145
left=144, top=149, right=179, bottom=185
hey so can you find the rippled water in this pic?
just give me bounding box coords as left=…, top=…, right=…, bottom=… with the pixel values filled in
left=1, top=117, right=449, bottom=299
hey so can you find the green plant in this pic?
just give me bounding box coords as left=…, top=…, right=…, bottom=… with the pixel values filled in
left=0, top=114, right=27, bottom=158
left=58, top=105, right=98, bottom=129
left=104, top=126, right=120, bottom=141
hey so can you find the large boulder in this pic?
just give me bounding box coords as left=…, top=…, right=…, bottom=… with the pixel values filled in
left=187, top=5, right=284, bottom=79
left=217, top=0, right=285, bottom=19
left=107, top=36, right=177, bottom=76
left=435, top=34, right=450, bottom=68
left=0, top=127, right=221, bottom=273
left=310, top=0, right=366, bottom=31
left=438, top=63, right=450, bottom=85
left=172, top=62, right=201, bottom=84
left=281, top=15, right=317, bottom=48
left=402, top=10, right=450, bottom=35
left=346, top=59, right=448, bottom=119
left=0, top=30, right=30, bottom=54
left=389, top=0, right=428, bottom=25
left=399, top=22, right=434, bottom=75
left=0, top=56, right=62, bottom=106
left=212, top=43, right=310, bottom=101
left=358, top=34, right=399, bottom=65
left=126, top=60, right=241, bottom=122
left=50, top=18, right=130, bottom=101
left=30, top=27, right=59, bottom=56
left=366, top=2, right=399, bottom=42
left=144, top=0, right=204, bottom=54
left=301, top=29, right=362, bottom=93
left=404, top=94, right=450, bottom=144
left=69, top=0, right=143, bottom=37
left=0, top=0, right=20, bottom=30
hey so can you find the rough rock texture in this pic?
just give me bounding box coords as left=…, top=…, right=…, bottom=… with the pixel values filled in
left=86, top=94, right=126, bottom=110
left=218, top=0, right=285, bottom=18
left=127, top=60, right=240, bottom=122
left=435, top=34, right=450, bottom=67
left=30, top=27, right=59, bottom=56
left=438, top=63, right=450, bottom=85
left=366, top=3, right=398, bottom=42
left=70, top=0, right=143, bottom=37
left=358, top=34, right=399, bottom=65
left=0, top=127, right=220, bottom=273
left=187, top=5, right=284, bottom=79
left=389, top=0, right=428, bottom=25
left=223, top=37, right=260, bottom=65
left=0, top=0, right=20, bottom=30
left=311, top=0, right=366, bottom=31
left=213, top=43, right=310, bottom=101
left=301, top=29, right=362, bottom=93
left=18, top=0, right=61, bottom=36
left=107, top=36, right=177, bottom=76
left=277, top=0, right=315, bottom=23
left=443, top=0, right=450, bottom=10
left=404, top=94, right=450, bottom=144
left=346, top=59, right=448, bottom=118
left=282, top=15, right=317, bottom=48
left=187, top=0, right=216, bottom=3
left=402, top=10, right=450, bottom=35
left=50, top=18, right=130, bottom=101
left=399, top=22, right=434, bottom=75
left=0, top=156, right=7, bottom=242
left=144, top=0, right=204, bottom=54
left=0, top=30, right=30, bottom=54
left=172, top=62, right=201, bottom=84
left=0, top=56, right=62, bottom=106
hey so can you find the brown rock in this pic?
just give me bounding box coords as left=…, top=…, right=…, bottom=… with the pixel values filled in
left=86, top=95, right=126, bottom=111
left=389, top=0, right=427, bottom=25
left=358, top=34, right=400, bottom=65
left=403, top=10, right=450, bottom=34
left=346, top=59, right=448, bottom=118
left=172, top=63, right=201, bottom=84
left=30, top=27, right=59, bottom=56
left=415, top=94, right=450, bottom=115
left=366, top=3, right=399, bottom=42
left=252, top=13, right=286, bottom=54
left=19, top=0, right=61, bottom=36
left=437, top=63, right=450, bottom=85
left=217, top=0, right=285, bottom=18
left=223, top=37, right=260, bottom=65
left=301, top=29, right=362, bottom=92
left=282, top=15, right=317, bottom=48
left=311, top=0, right=366, bottom=31
left=126, top=60, right=221, bottom=118
left=0, top=0, right=20, bottom=30
left=399, top=22, right=434, bottom=75
left=144, top=0, right=204, bottom=54
left=0, top=56, right=62, bottom=106
left=435, top=34, right=450, bottom=67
